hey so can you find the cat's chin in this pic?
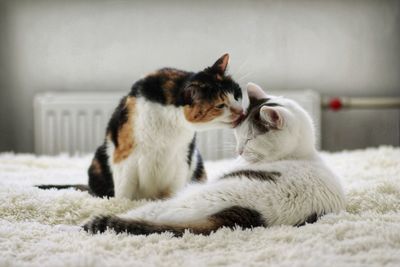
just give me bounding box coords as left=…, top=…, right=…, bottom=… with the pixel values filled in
left=240, top=151, right=262, bottom=163
left=221, top=116, right=245, bottom=128
left=222, top=121, right=238, bottom=129
left=188, top=116, right=243, bottom=130
left=232, top=116, right=245, bottom=128
left=189, top=122, right=229, bottom=131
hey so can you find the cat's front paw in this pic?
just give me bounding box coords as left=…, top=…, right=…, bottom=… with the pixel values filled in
left=83, top=215, right=115, bottom=234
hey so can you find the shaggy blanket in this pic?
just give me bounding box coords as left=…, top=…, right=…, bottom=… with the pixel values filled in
left=0, top=147, right=399, bottom=267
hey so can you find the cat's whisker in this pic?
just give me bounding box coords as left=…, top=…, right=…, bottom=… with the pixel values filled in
left=231, top=58, right=250, bottom=77
left=216, top=144, right=237, bottom=150
left=217, top=147, right=236, bottom=151
left=218, top=146, right=236, bottom=150
left=237, top=71, right=253, bottom=82
left=212, top=147, right=235, bottom=153
left=220, top=140, right=236, bottom=145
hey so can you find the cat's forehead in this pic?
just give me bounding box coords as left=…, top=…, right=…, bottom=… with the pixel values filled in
left=246, top=98, right=270, bottom=114
left=190, top=72, right=233, bottom=87
left=188, top=72, right=242, bottom=100
left=246, top=96, right=286, bottom=111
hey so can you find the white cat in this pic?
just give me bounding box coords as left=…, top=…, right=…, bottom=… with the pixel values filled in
left=83, top=83, right=346, bottom=236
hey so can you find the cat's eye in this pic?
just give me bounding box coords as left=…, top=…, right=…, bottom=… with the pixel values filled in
left=216, top=103, right=226, bottom=109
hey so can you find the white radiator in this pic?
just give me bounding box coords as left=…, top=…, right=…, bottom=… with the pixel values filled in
left=34, top=90, right=320, bottom=160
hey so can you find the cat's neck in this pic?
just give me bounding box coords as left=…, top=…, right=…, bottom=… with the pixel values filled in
left=135, top=97, right=195, bottom=142
left=242, top=145, right=319, bottom=165
left=264, top=127, right=319, bottom=163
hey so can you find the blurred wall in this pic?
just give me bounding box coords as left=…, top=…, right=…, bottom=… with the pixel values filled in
left=0, top=0, right=13, bottom=151
left=0, top=0, right=399, bottom=152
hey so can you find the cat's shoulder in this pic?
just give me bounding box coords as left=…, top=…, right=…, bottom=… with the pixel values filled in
left=256, top=157, right=329, bottom=176
left=155, top=67, right=192, bottom=77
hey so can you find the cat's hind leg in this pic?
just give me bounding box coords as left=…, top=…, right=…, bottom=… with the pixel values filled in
left=88, top=143, right=115, bottom=198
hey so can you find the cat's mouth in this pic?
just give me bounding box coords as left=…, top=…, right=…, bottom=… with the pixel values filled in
left=231, top=114, right=246, bottom=128
left=221, top=114, right=245, bottom=128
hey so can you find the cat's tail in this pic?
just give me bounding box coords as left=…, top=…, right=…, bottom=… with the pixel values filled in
left=83, top=205, right=266, bottom=237
left=36, top=184, right=90, bottom=192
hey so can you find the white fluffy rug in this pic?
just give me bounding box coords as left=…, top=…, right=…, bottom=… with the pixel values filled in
left=1, top=147, right=400, bottom=267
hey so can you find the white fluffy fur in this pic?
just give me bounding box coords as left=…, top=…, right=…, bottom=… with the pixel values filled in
left=1, top=147, right=400, bottom=267
left=108, top=94, right=242, bottom=199
left=108, top=98, right=194, bottom=199
left=113, top=83, right=345, bottom=228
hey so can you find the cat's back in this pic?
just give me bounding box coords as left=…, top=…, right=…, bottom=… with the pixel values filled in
left=256, top=157, right=346, bottom=208
left=129, top=67, right=192, bottom=106
left=258, top=157, right=341, bottom=187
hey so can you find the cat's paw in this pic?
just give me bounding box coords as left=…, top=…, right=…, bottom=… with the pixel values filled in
left=83, top=215, right=116, bottom=234
left=83, top=215, right=132, bottom=234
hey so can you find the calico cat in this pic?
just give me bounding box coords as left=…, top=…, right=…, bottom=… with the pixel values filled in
left=83, top=82, right=346, bottom=236
left=38, top=54, right=244, bottom=200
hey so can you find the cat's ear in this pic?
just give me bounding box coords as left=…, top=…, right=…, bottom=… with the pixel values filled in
left=208, top=53, right=230, bottom=77
left=247, top=82, right=267, bottom=100
left=260, top=106, right=284, bottom=129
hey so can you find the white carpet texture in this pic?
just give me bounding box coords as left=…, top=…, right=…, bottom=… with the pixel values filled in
left=0, top=147, right=400, bottom=267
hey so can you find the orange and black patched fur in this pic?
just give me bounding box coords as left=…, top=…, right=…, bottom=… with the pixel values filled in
left=38, top=54, right=244, bottom=200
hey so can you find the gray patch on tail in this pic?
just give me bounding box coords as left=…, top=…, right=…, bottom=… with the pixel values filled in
left=83, top=216, right=185, bottom=236
left=83, top=205, right=266, bottom=237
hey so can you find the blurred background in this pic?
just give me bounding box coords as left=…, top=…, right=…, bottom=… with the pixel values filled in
left=0, top=0, right=399, bottom=155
